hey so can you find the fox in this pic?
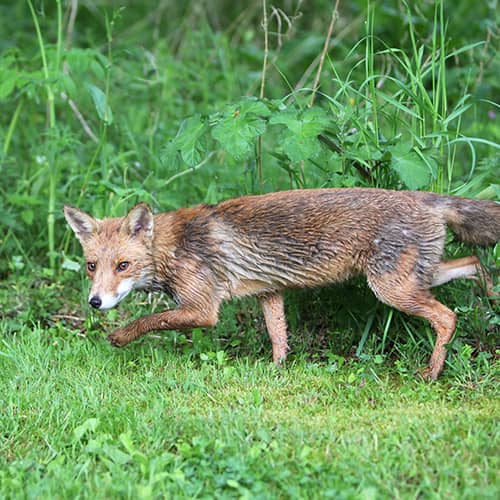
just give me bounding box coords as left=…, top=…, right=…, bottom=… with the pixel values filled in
left=63, top=188, right=500, bottom=380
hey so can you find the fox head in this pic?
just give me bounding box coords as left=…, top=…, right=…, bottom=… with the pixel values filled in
left=64, top=203, right=155, bottom=310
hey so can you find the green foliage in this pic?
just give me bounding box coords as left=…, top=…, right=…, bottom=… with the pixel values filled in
left=211, top=98, right=271, bottom=161
left=163, top=94, right=452, bottom=193
left=175, top=114, right=208, bottom=166
left=1, top=0, right=498, bottom=272
left=269, top=106, right=331, bottom=162
left=388, top=142, right=437, bottom=190
left=85, top=83, right=113, bottom=125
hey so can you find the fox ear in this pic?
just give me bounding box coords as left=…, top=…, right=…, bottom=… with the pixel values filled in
left=122, top=203, right=154, bottom=239
left=64, top=205, right=99, bottom=244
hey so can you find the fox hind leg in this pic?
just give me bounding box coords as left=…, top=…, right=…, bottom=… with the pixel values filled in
left=371, top=283, right=457, bottom=380
left=260, top=292, right=289, bottom=365
left=432, top=255, right=496, bottom=298
left=408, top=294, right=457, bottom=380
left=367, top=249, right=457, bottom=380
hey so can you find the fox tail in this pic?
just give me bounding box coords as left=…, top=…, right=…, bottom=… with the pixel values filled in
left=427, top=194, right=500, bottom=246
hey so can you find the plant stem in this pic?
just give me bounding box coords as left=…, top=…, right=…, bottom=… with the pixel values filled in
left=27, top=0, right=55, bottom=129
left=365, top=1, right=379, bottom=146
left=257, top=0, right=269, bottom=189
left=2, top=98, right=23, bottom=160
left=438, top=0, right=449, bottom=192
left=309, top=0, right=340, bottom=107
left=259, top=0, right=269, bottom=101
left=28, top=0, right=62, bottom=270
left=164, top=152, right=215, bottom=187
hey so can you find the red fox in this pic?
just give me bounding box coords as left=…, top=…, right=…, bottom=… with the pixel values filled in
left=64, top=188, right=499, bottom=379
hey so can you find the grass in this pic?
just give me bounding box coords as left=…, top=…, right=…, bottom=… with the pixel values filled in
left=0, top=273, right=499, bottom=497
left=0, top=0, right=499, bottom=497
left=1, top=321, right=498, bottom=499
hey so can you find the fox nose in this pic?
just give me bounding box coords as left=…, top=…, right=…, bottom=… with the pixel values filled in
left=89, top=296, right=102, bottom=309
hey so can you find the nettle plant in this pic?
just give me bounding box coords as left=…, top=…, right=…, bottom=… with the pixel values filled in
left=163, top=96, right=439, bottom=191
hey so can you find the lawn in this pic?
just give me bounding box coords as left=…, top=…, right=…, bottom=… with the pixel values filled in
left=1, top=319, right=498, bottom=499
left=0, top=275, right=499, bottom=498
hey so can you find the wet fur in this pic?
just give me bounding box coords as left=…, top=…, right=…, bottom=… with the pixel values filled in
left=64, top=188, right=500, bottom=380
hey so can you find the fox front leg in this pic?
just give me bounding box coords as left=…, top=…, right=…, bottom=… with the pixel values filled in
left=260, top=292, right=289, bottom=365
left=107, top=307, right=219, bottom=347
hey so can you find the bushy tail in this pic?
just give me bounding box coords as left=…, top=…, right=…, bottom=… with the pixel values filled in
left=427, top=194, right=500, bottom=246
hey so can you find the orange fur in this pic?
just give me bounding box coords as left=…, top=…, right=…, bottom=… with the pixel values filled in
left=64, top=188, right=499, bottom=379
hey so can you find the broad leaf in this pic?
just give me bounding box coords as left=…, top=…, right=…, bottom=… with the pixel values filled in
left=280, top=129, right=322, bottom=162
left=160, top=140, right=181, bottom=170
left=270, top=106, right=330, bottom=161
left=86, top=83, right=113, bottom=125
left=389, top=143, right=433, bottom=189
left=345, top=143, right=383, bottom=162
left=236, top=98, right=271, bottom=117
left=62, top=257, right=81, bottom=272
left=73, top=418, right=100, bottom=442
left=211, top=99, right=269, bottom=161
left=270, top=107, right=330, bottom=133
left=102, top=444, right=132, bottom=465
left=0, top=69, right=16, bottom=99
left=176, top=114, right=207, bottom=166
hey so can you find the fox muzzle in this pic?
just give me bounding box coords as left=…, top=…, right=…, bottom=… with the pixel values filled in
left=89, top=296, right=102, bottom=309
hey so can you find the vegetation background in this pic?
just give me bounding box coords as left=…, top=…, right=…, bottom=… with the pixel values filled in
left=0, top=0, right=498, bottom=497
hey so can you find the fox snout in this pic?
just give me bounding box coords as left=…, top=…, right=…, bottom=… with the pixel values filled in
left=87, top=292, right=121, bottom=311
left=89, top=296, right=102, bottom=309
left=87, top=277, right=137, bottom=311
left=88, top=294, right=119, bottom=310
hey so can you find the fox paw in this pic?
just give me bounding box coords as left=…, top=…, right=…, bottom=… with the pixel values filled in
left=417, top=366, right=439, bottom=381
left=107, top=330, right=130, bottom=347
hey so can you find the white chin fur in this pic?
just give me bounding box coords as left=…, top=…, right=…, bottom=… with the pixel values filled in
left=97, top=294, right=121, bottom=310
left=92, top=278, right=135, bottom=310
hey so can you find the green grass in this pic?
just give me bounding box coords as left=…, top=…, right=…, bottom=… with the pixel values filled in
left=1, top=321, right=498, bottom=499
left=0, top=273, right=499, bottom=498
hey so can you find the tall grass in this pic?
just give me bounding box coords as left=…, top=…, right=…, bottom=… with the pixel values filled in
left=0, top=1, right=497, bottom=275
left=25, top=0, right=64, bottom=270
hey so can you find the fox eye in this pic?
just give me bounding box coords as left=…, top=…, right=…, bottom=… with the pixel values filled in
left=116, top=261, right=130, bottom=272
left=87, top=262, right=96, bottom=272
